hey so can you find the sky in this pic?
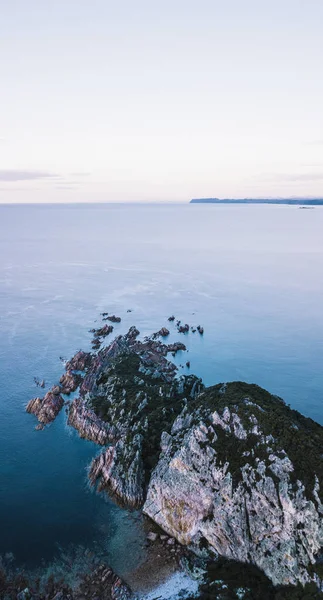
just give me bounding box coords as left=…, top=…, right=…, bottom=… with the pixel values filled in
left=0, top=0, right=322, bottom=203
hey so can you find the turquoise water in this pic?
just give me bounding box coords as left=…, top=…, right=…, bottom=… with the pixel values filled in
left=1, top=202, right=323, bottom=570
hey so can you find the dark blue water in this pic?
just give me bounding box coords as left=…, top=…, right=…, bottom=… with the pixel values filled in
left=1, top=202, right=323, bottom=571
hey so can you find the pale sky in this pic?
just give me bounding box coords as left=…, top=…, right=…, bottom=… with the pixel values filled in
left=0, top=0, right=322, bottom=203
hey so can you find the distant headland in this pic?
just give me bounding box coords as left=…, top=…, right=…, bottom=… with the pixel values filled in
left=190, top=198, right=323, bottom=205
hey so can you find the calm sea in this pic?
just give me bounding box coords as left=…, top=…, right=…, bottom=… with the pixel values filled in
left=1, top=202, right=323, bottom=573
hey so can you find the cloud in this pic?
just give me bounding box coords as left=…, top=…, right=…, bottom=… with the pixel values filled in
left=302, top=163, right=323, bottom=168
left=69, top=172, right=91, bottom=177
left=55, top=185, right=79, bottom=190
left=306, top=139, right=323, bottom=146
left=264, top=172, right=323, bottom=183
left=0, top=169, right=57, bottom=182
left=275, top=172, right=323, bottom=182
left=0, top=186, right=41, bottom=191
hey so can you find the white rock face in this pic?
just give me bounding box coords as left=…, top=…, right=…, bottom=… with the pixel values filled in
left=144, top=385, right=323, bottom=587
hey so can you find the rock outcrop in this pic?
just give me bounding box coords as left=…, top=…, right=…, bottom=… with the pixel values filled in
left=143, top=382, right=323, bottom=587
left=103, top=315, right=121, bottom=323
left=65, top=350, right=92, bottom=372
left=178, top=323, right=190, bottom=333
left=59, top=370, right=83, bottom=394
left=26, top=389, right=64, bottom=425
left=92, top=324, right=114, bottom=338
left=152, top=327, right=170, bottom=338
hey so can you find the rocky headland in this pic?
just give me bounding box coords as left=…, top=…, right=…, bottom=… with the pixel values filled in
left=24, top=314, right=323, bottom=598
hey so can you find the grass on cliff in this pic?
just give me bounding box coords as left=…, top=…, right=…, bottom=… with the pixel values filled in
left=195, top=381, right=323, bottom=503
left=91, top=351, right=202, bottom=481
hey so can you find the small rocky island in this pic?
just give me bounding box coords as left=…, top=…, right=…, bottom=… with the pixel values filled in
left=22, top=316, right=323, bottom=599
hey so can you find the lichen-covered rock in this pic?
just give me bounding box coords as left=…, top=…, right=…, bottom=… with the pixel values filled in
left=143, top=382, right=323, bottom=587
left=26, top=390, right=64, bottom=425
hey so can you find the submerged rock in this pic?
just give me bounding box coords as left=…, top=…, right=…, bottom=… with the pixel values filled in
left=33, top=376, right=45, bottom=388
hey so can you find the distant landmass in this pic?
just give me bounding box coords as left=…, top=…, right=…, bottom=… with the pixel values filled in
left=190, top=198, right=323, bottom=205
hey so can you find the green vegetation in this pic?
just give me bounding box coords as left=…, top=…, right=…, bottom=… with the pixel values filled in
left=196, top=382, right=323, bottom=501
left=89, top=351, right=203, bottom=482
left=197, top=558, right=323, bottom=599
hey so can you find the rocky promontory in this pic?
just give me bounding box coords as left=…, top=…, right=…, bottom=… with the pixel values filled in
left=67, top=327, right=203, bottom=508
left=25, top=319, right=323, bottom=593
left=144, top=382, right=323, bottom=587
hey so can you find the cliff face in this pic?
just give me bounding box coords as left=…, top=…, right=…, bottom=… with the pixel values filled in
left=143, top=382, right=323, bottom=587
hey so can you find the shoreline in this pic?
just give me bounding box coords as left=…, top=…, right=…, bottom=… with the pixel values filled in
left=20, top=312, right=323, bottom=597
left=124, top=530, right=188, bottom=595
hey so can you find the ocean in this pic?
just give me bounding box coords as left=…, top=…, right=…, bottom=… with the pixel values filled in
left=1, top=202, right=323, bottom=578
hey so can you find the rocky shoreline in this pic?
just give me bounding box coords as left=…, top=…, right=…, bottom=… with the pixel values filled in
left=22, top=313, right=323, bottom=599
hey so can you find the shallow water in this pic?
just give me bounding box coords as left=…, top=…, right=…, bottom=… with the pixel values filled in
left=0, top=202, right=323, bottom=571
